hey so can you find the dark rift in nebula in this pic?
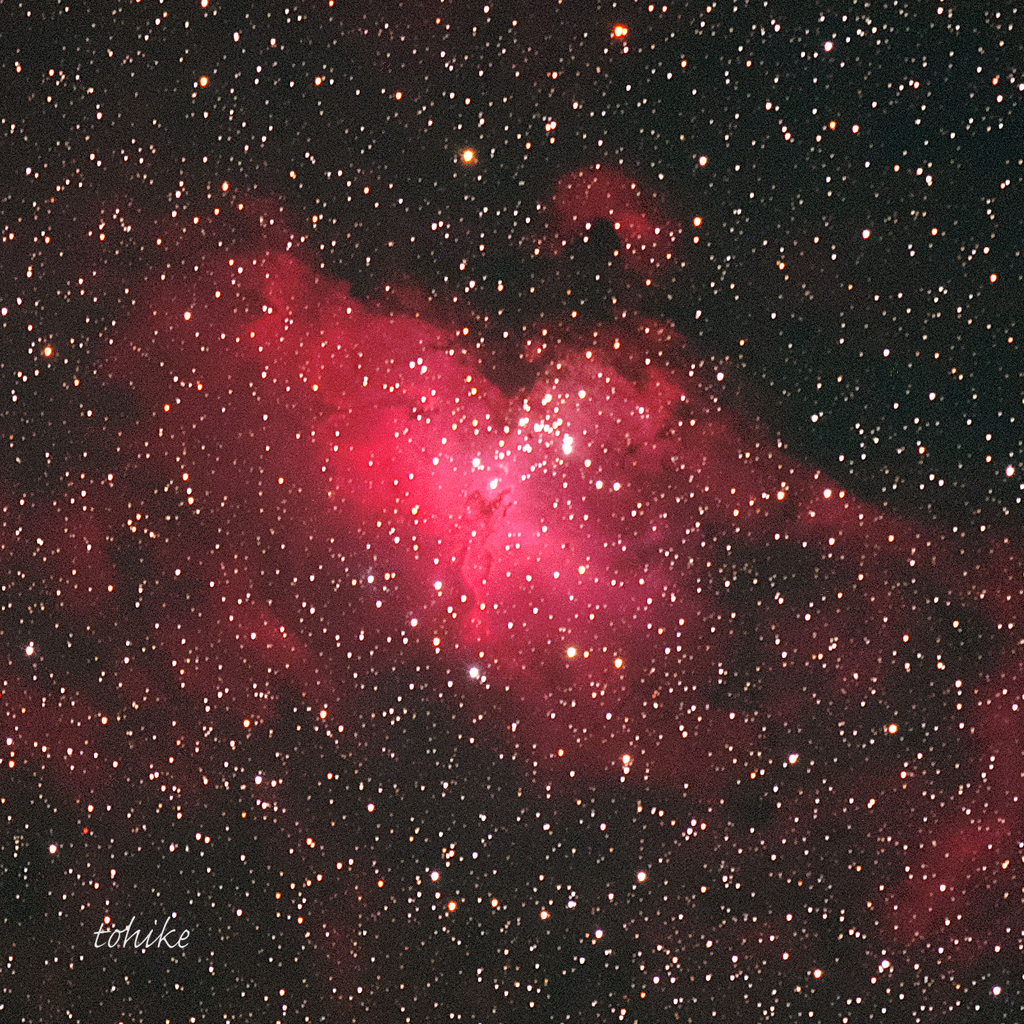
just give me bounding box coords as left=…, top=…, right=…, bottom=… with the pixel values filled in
left=5, top=167, right=1023, bottom=993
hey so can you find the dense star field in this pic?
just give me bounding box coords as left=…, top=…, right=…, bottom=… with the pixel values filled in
left=2, top=2, right=1023, bottom=1021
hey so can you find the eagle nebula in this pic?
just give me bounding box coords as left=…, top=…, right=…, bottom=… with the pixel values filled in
left=3, top=161, right=1022, bottom=1022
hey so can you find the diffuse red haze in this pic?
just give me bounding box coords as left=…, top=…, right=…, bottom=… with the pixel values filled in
left=4, top=176, right=1023, bottom=997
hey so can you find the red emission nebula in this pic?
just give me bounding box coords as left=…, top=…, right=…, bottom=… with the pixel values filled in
left=4, top=168, right=1024, bottom=1004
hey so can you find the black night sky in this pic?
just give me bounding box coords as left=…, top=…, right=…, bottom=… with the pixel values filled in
left=2, top=2, right=1023, bottom=1022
